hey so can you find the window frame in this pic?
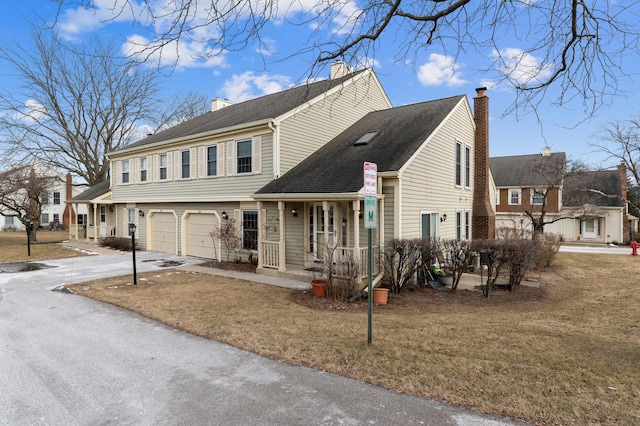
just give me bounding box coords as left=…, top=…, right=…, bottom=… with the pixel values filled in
left=509, top=189, right=521, bottom=205
left=455, top=142, right=462, bottom=186
left=465, top=210, right=470, bottom=240
left=181, top=150, right=190, bottom=179
left=207, top=145, right=218, bottom=177
left=532, top=189, right=545, bottom=205
left=140, top=156, right=148, bottom=182
left=122, top=159, right=130, bottom=184
left=242, top=210, right=258, bottom=251
left=236, top=139, right=252, bottom=174
left=159, top=153, right=167, bottom=180
left=456, top=211, right=462, bottom=240
left=41, top=213, right=49, bottom=224
left=53, top=192, right=61, bottom=205
left=464, top=145, right=471, bottom=188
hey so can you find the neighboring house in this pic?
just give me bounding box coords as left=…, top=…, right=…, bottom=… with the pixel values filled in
left=69, top=64, right=494, bottom=280
left=490, top=150, right=633, bottom=243
left=561, top=166, right=634, bottom=243
left=1, top=162, right=87, bottom=231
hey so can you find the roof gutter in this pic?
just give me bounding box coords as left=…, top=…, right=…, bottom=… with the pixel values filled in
left=108, top=118, right=274, bottom=159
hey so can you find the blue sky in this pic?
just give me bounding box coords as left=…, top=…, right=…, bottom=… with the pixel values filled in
left=1, top=0, right=639, bottom=168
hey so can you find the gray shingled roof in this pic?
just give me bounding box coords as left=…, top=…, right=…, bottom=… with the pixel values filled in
left=114, top=70, right=366, bottom=153
left=256, top=95, right=465, bottom=195
left=563, top=170, right=624, bottom=207
left=489, top=152, right=566, bottom=187
left=69, top=180, right=110, bottom=203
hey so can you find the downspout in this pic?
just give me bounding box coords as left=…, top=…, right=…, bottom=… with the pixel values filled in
left=268, top=121, right=280, bottom=178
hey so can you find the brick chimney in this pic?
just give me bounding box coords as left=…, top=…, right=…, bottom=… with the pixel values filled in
left=618, top=162, right=630, bottom=243
left=472, top=87, right=495, bottom=240
left=62, top=173, right=76, bottom=230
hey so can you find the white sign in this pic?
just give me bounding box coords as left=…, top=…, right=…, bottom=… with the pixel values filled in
left=364, top=195, right=377, bottom=229
left=364, top=162, right=377, bottom=195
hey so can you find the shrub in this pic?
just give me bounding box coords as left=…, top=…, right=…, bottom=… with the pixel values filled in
left=441, top=239, right=473, bottom=292
left=99, top=237, right=132, bottom=251
left=471, top=239, right=507, bottom=298
left=503, top=238, right=537, bottom=291
left=415, top=238, right=440, bottom=285
left=535, top=233, right=561, bottom=268
left=383, top=238, right=421, bottom=294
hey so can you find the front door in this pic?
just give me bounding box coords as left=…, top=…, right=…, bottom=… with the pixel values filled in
left=310, top=203, right=336, bottom=260
left=99, top=206, right=107, bottom=237
left=582, top=217, right=598, bottom=239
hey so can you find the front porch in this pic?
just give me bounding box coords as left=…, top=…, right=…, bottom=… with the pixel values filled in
left=255, top=199, right=384, bottom=283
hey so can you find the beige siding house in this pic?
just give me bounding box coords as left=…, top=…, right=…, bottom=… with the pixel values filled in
left=70, top=64, right=494, bottom=282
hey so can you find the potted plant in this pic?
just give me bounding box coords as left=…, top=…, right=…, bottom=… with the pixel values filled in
left=372, top=286, right=389, bottom=304
left=310, top=277, right=328, bottom=297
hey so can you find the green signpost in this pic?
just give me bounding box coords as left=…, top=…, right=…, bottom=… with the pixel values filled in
left=364, top=162, right=377, bottom=345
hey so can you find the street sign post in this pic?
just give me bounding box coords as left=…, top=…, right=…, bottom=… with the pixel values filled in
left=363, top=162, right=377, bottom=345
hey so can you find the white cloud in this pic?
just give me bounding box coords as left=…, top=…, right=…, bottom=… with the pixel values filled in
left=417, top=54, right=467, bottom=87
left=12, top=99, right=48, bottom=124
left=123, top=34, right=227, bottom=70
left=219, top=72, right=294, bottom=103
left=491, top=48, right=554, bottom=87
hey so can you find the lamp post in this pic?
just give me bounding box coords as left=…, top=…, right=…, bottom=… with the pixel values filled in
left=25, top=217, right=31, bottom=257
left=128, top=222, right=137, bottom=285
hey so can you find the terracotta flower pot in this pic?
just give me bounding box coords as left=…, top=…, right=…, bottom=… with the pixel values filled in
left=372, top=287, right=389, bottom=305
left=310, top=279, right=328, bottom=297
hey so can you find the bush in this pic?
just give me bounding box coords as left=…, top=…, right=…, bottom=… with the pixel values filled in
left=99, top=237, right=133, bottom=251
left=383, top=238, right=422, bottom=294
left=534, top=233, right=561, bottom=268
left=502, top=238, right=537, bottom=291
left=471, top=239, right=507, bottom=297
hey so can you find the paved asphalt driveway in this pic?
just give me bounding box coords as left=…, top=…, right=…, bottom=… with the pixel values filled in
left=1, top=250, right=527, bottom=425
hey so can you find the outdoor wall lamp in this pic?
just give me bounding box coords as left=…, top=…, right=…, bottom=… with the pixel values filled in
left=291, top=208, right=298, bottom=217
left=440, top=213, right=447, bottom=222
left=221, top=211, right=228, bottom=220
left=138, top=210, right=144, bottom=217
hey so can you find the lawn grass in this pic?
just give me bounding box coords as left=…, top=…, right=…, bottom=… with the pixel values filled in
left=67, top=252, right=640, bottom=425
left=0, top=230, right=86, bottom=262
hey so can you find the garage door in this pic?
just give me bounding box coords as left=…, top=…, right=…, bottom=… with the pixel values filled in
left=150, top=212, right=177, bottom=254
left=185, top=213, right=219, bottom=259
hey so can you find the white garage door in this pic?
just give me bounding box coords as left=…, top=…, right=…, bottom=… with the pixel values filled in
left=150, top=212, right=177, bottom=254
left=185, top=213, right=219, bottom=259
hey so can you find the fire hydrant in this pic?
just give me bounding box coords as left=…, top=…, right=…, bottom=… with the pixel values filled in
left=632, top=240, right=639, bottom=256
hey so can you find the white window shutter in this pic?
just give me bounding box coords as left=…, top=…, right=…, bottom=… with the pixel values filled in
left=190, top=147, right=197, bottom=179
left=218, top=143, right=226, bottom=176
left=151, top=154, right=158, bottom=182
left=174, top=150, right=181, bottom=179
left=252, top=136, right=262, bottom=175
left=166, top=152, right=173, bottom=181
left=198, top=146, right=206, bottom=178
left=132, top=158, right=138, bottom=184
left=227, top=141, right=236, bottom=175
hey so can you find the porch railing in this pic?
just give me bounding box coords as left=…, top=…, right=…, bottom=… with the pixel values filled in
left=261, top=240, right=280, bottom=269
left=259, top=241, right=381, bottom=278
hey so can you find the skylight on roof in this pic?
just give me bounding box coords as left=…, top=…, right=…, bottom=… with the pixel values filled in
left=353, top=131, right=379, bottom=146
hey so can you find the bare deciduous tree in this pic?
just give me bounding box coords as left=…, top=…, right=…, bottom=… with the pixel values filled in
left=592, top=116, right=640, bottom=217
left=53, top=1, right=640, bottom=115
left=0, top=29, right=209, bottom=186
left=0, top=164, right=59, bottom=242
